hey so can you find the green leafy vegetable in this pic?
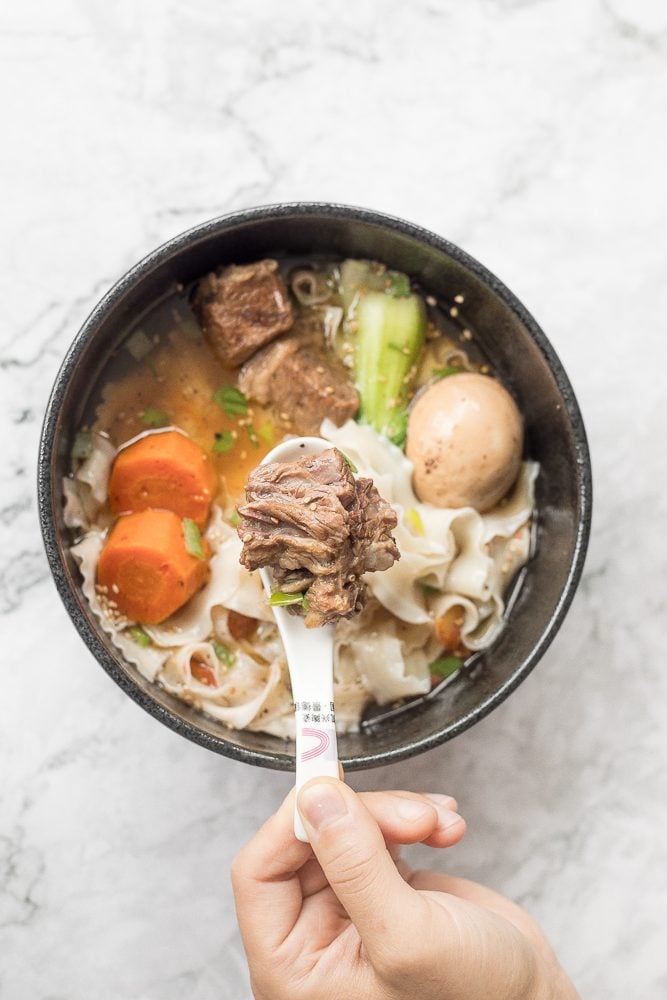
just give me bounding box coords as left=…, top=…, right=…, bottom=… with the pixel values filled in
left=212, top=640, right=236, bottom=668
left=387, top=272, right=411, bottom=297
left=432, top=366, right=460, bottom=380
left=128, top=625, right=152, bottom=648
left=71, top=430, right=92, bottom=462
left=355, top=292, right=425, bottom=445
left=212, top=431, right=235, bottom=454
left=339, top=259, right=388, bottom=315
left=182, top=518, right=205, bottom=560
left=140, top=407, right=169, bottom=428
left=429, top=655, right=463, bottom=679
left=406, top=508, right=426, bottom=536
left=214, top=385, right=248, bottom=417
left=258, top=422, right=274, bottom=444
left=269, top=591, right=306, bottom=607
left=126, top=329, right=153, bottom=361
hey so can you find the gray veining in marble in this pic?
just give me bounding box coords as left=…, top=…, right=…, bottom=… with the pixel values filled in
left=1, top=1, right=666, bottom=997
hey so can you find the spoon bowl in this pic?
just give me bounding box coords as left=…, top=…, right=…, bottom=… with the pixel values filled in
left=257, top=437, right=340, bottom=842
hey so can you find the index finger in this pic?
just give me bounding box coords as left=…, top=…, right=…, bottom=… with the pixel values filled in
left=231, top=787, right=310, bottom=954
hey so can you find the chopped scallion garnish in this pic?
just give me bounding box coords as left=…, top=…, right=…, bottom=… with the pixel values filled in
left=258, top=422, right=274, bottom=444
left=406, top=507, right=426, bottom=536
left=227, top=509, right=242, bottom=527
left=182, top=518, right=205, bottom=560
left=269, top=591, right=305, bottom=607
left=432, top=366, right=460, bottom=380
left=429, top=655, right=463, bottom=679
left=418, top=580, right=441, bottom=594
left=212, top=640, right=236, bottom=668
left=128, top=625, right=152, bottom=648
left=246, top=424, right=260, bottom=448
left=214, top=385, right=248, bottom=416
left=140, top=407, right=169, bottom=428
left=342, top=453, right=359, bottom=474
left=212, top=430, right=235, bottom=454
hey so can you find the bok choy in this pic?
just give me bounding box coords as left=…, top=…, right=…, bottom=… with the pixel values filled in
left=354, top=286, right=426, bottom=446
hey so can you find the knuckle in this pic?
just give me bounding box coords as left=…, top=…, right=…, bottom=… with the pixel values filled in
left=229, top=847, right=250, bottom=889
left=327, top=841, right=381, bottom=899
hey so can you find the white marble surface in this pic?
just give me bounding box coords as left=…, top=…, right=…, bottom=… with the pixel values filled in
left=1, top=1, right=666, bottom=997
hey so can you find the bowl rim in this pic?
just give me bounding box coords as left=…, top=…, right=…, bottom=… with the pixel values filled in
left=37, top=201, right=593, bottom=771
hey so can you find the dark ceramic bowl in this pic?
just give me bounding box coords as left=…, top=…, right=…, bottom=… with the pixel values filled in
left=38, top=203, right=591, bottom=771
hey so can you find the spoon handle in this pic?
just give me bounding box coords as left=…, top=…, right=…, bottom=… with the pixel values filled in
left=293, top=693, right=340, bottom=842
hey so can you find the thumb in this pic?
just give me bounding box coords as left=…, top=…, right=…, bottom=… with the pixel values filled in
left=297, top=778, right=421, bottom=953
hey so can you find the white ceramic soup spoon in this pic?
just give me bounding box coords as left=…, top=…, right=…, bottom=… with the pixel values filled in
left=257, top=436, right=340, bottom=843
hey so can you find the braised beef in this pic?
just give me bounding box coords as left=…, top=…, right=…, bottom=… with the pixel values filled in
left=237, top=448, right=399, bottom=628
left=193, top=259, right=294, bottom=367
left=238, top=335, right=360, bottom=436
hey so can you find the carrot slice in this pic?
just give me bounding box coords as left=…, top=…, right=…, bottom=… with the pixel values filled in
left=109, top=430, right=218, bottom=528
left=97, top=509, right=209, bottom=624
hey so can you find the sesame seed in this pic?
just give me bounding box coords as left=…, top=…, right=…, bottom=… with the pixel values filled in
left=462, top=329, right=473, bottom=341
left=425, top=295, right=437, bottom=306
left=480, top=364, right=490, bottom=374
left=450, top=306, right=459, bottom=317
left=454, top=294, right=465, bottom=304
left=111, top=583, right=120, bottom=594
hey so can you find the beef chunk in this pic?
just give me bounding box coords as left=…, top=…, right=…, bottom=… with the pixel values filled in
left=238, top=336, right=359, bottom=435
left=193, top=259, right=294, bottom=367
left=237, top=448, right=399, bottom=628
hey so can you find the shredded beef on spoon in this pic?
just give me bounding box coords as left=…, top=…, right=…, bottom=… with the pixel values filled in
left=237, top=448, right=400, bottom=627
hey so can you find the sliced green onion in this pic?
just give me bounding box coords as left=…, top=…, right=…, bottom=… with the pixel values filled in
left=128, top=625, right=152, bottom=648
left=212, top=640, right=236, bottom=668
left=126, top=329, right=153, bottom=361
left=246, top=424, right=260, bottom=449
left=406, top=507, right=426, bottom=536
left=182, top=518, right=205, bottom=560
left=432, top=366, right=460, bottom=380
left=269, top=591, right=305, bottom=607
left=387, top=409, right=408, bottom=448
left=71, top=430, right=92, bottom=462
left=258, top=421, right=274, bottom=444
left=212, top=430, right=235, bottom=454
left=227, top=509, right=242, bottom=527
left=342, top=453, right=359, bottom=474
left=214, top=385, right=248, bottom=416
left=418, top=580, right=441, bottom=594
left=301, top=593, right=310, bottom=612
left=429, top=655, right=463, bottom=679
left=140, top=407, right=169, bottom=428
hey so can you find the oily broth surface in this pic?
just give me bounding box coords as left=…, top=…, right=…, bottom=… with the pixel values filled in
left=91, top=297, right=275, bottom=507
left=87, top=261, right=486, bottom=510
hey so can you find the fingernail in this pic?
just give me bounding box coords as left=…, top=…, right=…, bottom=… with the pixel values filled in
left=423, top=795, right=464, bottom=829
left=423, top=793, right=458, bottom=812
left=394, top=797, right=437, bottom=824
left=298, top=781, right=348, bottom=831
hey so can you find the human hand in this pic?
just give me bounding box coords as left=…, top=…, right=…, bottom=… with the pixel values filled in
left=232, top=779, right=579, bottom=1000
